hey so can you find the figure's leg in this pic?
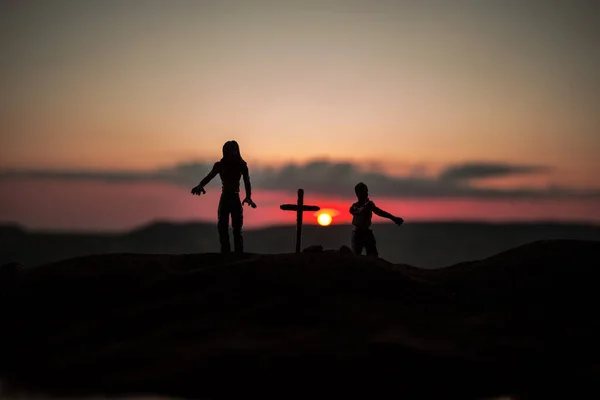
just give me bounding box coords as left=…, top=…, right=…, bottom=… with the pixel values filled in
left=351, top=230, right=364, bottom=255
left=217, top=195, right=231, bottom=253
left=231, top=195, right=244, bottom=253
left=364, top=230, right=379, bottom=257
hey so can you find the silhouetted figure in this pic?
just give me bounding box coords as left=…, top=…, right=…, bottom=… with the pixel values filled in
left=349, top=182, right=403, bottom=257
left=191, top=141, right=256, bottom=253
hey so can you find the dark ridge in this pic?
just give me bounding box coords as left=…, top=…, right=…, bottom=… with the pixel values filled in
left=3, top=221, right=600, bottom=268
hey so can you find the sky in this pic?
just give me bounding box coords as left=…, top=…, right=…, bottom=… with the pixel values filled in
left=1, top=0, right=599, bottom=231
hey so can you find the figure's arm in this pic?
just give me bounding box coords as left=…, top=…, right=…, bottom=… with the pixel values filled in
left=192, top=162, right=219, bottom=194
left=242, top=163, right=252, bottom=200
left=372, top=204, right=393, bottom=219
left=372, top=203, right=404, bottom=225
left=349, top=203, right=365, bottom=215
left=199, top=162, right=220, bottom=187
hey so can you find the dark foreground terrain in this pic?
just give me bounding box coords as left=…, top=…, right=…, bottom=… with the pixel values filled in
left=2, top=240, right=600, bottom=399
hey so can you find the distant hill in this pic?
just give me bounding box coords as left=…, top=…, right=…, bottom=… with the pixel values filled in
left=2, top=221, right=600, bottom=268
left=2, top=240, right=599, bottom=399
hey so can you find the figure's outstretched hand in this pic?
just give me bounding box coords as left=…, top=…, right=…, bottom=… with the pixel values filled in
left=243, top=197, right=257, bottom=208
left=393, top=216, right=404, bottom=226
left=191, top=186, right=206, bottom=196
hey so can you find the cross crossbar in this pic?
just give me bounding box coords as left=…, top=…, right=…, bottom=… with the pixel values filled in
left=279, top=188, right=321, bottom=253
left=280, top=204, right=320, bottom=211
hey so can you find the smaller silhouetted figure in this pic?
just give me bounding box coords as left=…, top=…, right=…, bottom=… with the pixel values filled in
left=191, top=140, right=255, bottom=253
left=349, top=182, right=403, bottom=257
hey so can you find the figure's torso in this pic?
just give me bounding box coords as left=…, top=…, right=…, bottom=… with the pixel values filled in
left=217, top=160, right=246, bottom=193
left=351, top=200, right=373, bottom=230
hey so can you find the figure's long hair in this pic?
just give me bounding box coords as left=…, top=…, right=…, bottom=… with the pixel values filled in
left=222, top=140, right=243, bottom=164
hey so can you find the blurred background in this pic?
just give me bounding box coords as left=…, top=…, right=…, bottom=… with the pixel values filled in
left=2, top=1, right=599, bottom=266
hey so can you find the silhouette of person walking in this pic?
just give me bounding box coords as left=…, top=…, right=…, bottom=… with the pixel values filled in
left=191, top=141, right=255, bottom=253
left=349, top=182, right=403, bottom=257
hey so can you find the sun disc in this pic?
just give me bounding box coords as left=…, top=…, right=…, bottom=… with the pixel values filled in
left=317, top=213, right=332, bottom=226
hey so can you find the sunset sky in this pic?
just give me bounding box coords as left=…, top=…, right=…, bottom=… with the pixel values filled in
left=1, top=0, right=599, bottom=231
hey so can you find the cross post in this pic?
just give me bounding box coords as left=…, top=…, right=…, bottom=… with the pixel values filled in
left=280, top=188, right=320, bottom=253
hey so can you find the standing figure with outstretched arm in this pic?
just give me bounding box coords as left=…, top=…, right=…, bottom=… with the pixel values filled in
left=191, top=140, right=256, bottom=253
left=349, top=182, right=403, bottom=257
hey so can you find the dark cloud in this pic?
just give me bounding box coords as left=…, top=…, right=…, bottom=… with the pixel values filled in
left=1, top=160, right=598, bottom=200
left=437, top=162, right=550, bottom=182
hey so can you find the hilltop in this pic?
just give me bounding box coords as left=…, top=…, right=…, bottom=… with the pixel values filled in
left=2, top=239, right=600, bottom=399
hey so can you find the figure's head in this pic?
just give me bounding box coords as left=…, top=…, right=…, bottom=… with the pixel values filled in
left=222, top=140, right=241, bottom=160
left=354, top=182, right=369, bottom=200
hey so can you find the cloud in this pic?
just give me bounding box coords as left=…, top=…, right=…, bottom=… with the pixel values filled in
left=1, top=160, right=598, bottom=200
left=438, top=162, right=550, bottom=182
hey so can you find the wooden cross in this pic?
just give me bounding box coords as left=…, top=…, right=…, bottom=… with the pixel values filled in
left=280, top=188, right=321, bottom=253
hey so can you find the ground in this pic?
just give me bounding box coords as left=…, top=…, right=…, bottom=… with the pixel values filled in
left=2, top=240, right=600, bottom=399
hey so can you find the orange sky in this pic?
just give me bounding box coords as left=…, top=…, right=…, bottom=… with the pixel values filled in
left=1, top=1, right=599, bottom=229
